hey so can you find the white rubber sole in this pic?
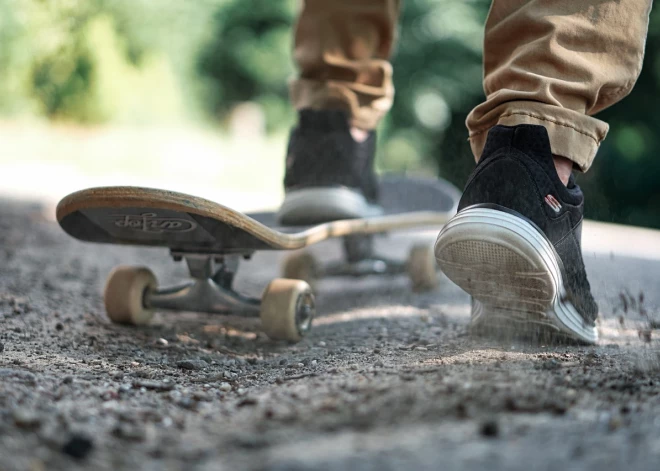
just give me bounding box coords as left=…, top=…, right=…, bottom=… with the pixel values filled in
left=434, top=207, right=598, bottom=344
left=277, top=187, right=382, bottom=225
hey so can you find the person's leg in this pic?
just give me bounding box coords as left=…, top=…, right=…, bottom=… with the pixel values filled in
left=467, top=0, right=653, bottom=174
left=278, top=0, right=401, bottom=225
left=290, top=0, right=399, bottom=132
left=436, top=0, right=653, bottom=344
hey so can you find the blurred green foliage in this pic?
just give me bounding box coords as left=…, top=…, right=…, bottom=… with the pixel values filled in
left=197, top=0, right=297, bottom=130
left=577, top=9, right=660, bottom=228
left=0, top=0, right=223, bottom=123
left=0, top=0, right=658, bottom=227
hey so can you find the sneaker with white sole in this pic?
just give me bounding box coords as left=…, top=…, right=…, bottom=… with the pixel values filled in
left=276, top=109, right=382, bottom=226
left=434, top=124, right=599, bottom=344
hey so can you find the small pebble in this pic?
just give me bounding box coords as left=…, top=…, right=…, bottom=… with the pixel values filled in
left=237, top=397, right=258, bottom=407
left=219, top=383, right=232, bottom=392
left=155, top=338, right=168, bottom=346
left=133, top=380, right=174, bottom=392
left=55, top=322, right=64, bottom=331
left=112, top=423, right=147, bottom=441
left=13, top=408, right=41, bottom=429
left=61, top=434, right=94, bottom=460
left=608, top=416, right=623, bottom=432
left=0, top=342, right=4, bottom=353
left=480, top=420, right=499, bottom=438
left=638, top=329, right=652, bottom=343
left=177, top=397, right=196, bottom=410
left=177, top=359, right=208, bottom=371
left=318, top=341, right=327, bottom=347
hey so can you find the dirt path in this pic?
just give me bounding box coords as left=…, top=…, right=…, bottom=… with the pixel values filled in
left=1, top=199, right=659, bottom=471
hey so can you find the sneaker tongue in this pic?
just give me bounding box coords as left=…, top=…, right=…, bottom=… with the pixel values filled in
left=298, top=109, right=351, bottom=132
left=511, top=125, right=554, bottom=164
left=481, top=124, right=583, bottom=206
left=482, top=124, right=555, bottom=170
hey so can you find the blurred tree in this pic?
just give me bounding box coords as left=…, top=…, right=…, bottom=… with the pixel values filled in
left=575, top=8, right=660, bottom=228
left=380, top=0, right=489, bottom=180
left=197, top=0, right=297, bottom=131
left=0, top=0, right=224, bottom=123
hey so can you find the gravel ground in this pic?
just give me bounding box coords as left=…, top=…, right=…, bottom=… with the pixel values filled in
left=1, top=198, right=660, bottom=471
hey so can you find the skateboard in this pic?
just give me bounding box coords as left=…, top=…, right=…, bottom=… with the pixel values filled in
left=56, top=176, right=460, bottom=342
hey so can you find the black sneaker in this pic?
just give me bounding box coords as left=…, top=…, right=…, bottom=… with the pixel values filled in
left=434, top=124, right=599, bottom=344
left=276, top=109, right=382, bottom=226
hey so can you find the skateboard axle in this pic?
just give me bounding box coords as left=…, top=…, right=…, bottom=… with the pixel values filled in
left=330, top=235, right=405, bottom=277
left=145, top=279, right=260, bottom=316
left=321, top=257, right=405, bottom=278
left=145, top=253, right=260, bottom=316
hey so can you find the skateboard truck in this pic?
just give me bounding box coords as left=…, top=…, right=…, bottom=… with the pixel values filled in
left=145, top=253, right=261, bottom=315
left=102, top=252, right=315, bottom=342
left=321, top=235, right=408, bottom=278
left=283, top=235, right=439, bottom=292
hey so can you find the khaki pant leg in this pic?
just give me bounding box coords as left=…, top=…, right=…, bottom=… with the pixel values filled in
left=290, top=0, right=401, bottom=130
left=467, top=0, right=653, bottom=171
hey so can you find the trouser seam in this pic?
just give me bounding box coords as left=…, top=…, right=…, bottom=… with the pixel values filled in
left=469, top=111, right=601, bottom=145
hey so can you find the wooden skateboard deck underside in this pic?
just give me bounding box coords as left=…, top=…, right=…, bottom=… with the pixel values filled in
left=57, top=177, right=460, bottom=254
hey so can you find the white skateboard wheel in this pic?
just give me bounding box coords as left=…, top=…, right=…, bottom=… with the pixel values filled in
left=281, top=251, right=318, bottom=290
left=260, top=279, right=315, bottom=342
left=407, top=244, right=438, bottom=292
left=104, top=266, right=157, bottom=325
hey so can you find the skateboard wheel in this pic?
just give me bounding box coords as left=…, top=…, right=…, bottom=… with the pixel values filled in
left=104, top=266, right=157, bottom=325
left=281, top=251, right=318, bottom=291
left=407, top=244, right=438, bottom=292
left=260, top=279, right=315, bottom=342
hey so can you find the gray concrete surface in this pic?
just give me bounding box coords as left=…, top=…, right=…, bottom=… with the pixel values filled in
left=1, top=198, right=659, bottom=471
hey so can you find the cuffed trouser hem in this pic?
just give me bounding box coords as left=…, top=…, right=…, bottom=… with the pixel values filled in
left=289, top=0, right=400, bottom=131
left=290, top=67, right=394, bottom=131
left=466, top=0, right=652, bottom=172
left=468, top=101, right=609, bottom=172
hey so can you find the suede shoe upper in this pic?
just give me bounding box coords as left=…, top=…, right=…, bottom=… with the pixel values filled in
left=459, top=124, right=598, bottom=324
left=284, top=109, right=378, bottom=202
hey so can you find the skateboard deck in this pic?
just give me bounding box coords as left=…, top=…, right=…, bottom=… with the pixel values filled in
left=56, top=176, right=460, bottom=254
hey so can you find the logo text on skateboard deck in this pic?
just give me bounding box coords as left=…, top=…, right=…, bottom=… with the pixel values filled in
left=112, top=213, right=198, bottom=233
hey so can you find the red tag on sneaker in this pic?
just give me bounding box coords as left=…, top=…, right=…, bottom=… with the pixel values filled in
left=545, top=194, right=562, bottom=213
